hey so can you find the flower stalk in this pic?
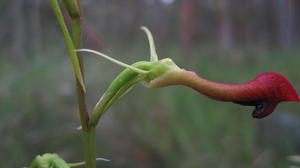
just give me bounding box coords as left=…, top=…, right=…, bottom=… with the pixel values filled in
left=49, top=0, right=95, bottom=168
left=83, top=127, right=96, bottom=168
left=66, top=1, right=97, bottom=168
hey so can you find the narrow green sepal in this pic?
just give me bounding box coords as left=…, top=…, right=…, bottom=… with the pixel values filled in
left=49, top=0, right=86, bottom=92
left=90, top=61, right=152, bottom=126
left=140, top=26, right=159, bottom=62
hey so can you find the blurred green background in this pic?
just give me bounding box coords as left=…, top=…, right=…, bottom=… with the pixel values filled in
left=1, top=0, right=300, bottom=167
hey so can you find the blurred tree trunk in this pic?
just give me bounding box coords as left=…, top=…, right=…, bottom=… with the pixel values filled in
left=152, top=0, right=167, bottom=41
left=275, top=0, right=295, bottom=48
left=29, top=0, right=42, bottom=54
left=11, top=0, right=25, bottom=59
left=180, top=0, right=196, bottom=54
left=260, top=0, right=277, bottom=47
left=217, top=0, right=233, bottom=50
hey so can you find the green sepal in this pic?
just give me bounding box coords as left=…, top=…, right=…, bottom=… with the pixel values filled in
left=90, top=61, right=152, bottom=125
left=49, top=0, right=86, bottom=92
left=90, top=59, right=180, bottom=126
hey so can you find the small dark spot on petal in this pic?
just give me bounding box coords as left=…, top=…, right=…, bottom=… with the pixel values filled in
left=252, top=102, right=267, bottom=118
left=233, top=101, right=278, bottom=119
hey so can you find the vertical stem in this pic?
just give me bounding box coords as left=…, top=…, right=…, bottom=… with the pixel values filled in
left=71, top=16, right=90, bottom=131
left=83, top=127, right=96, bottom=168
left=70, top=2, right=96, bottom=168
left=49, top=0, right=96, bottom=167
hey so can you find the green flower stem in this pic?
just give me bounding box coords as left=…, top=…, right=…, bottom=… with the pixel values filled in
left=49, top=1, right=95, bottom=168
left=68, top=1, right=96, bottom=168
left=70, top=10, right=90, bottom=131
left=83, top=127, right=96, bottom=168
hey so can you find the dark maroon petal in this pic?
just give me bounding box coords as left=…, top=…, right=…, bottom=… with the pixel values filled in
left=251, top=101, right=278, bottom=119
left=234, top=101, right=278, bottom=118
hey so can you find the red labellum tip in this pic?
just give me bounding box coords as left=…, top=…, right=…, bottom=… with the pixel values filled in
left=147, top=70, right=299, bottom=119
left=236, top=72, right=300, bottom=118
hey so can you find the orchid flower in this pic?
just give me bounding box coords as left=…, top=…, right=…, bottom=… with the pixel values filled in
left=147, top=70, right=299, bottom=118
left=76, top=27, right=299, bottom=126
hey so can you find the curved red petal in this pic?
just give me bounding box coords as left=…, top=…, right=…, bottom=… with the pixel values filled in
left=247, top=72, right=300, bottom=102
left=184, top=71, right=299, bottom=103
left=146, top=69, right=299, bottom=118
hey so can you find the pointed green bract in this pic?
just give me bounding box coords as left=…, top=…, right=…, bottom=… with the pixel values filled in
left=141, top=26, right=159, bottom=62
left=49, top=0, right=86, bottom=92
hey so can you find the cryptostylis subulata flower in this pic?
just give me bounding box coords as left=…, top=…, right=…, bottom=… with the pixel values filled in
left=146, top=70, right=299, bottom=118
left=77, top=27, right=299, bottom=125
